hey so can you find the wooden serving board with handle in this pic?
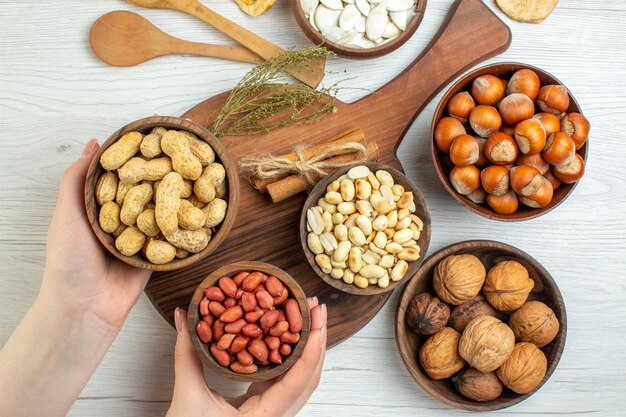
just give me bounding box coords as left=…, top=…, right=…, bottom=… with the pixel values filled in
left=145, top=0, right=512, bottom=347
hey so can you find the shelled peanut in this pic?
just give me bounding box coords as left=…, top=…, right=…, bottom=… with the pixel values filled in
left=196, top=271, right=304, bottom=374
left=94, top=127, right=228, bottom=264
left=305, top=165, right=424, bottom=289
left=435, top=68, right=590, bottom=214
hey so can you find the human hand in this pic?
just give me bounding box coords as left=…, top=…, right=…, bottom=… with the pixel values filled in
left=166, top=298, right=327, bottom=417
left=40, top=139, right=151, bottom=332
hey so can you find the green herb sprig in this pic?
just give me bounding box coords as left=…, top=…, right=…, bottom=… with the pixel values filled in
left=210, top=46, right=340, bottom=138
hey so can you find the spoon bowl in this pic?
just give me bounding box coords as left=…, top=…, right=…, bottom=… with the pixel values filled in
left=89, top=11, right=261, bottom=66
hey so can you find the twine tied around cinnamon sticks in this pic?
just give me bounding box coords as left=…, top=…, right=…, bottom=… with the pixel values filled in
left=239, top=127, right=378, bottom=203
left=240, top=142, right=368, bottom=186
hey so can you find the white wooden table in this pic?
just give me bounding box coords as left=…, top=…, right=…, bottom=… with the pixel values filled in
left=1, top=0, right=625, bottom=415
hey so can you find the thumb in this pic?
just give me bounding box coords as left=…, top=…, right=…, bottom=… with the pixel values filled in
left=173, top=308, right=209, bottom=395
left=57, top=139, right=99, bottom=212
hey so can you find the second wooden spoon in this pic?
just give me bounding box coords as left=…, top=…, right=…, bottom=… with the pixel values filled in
left=89, top=11, right=263, bottom=66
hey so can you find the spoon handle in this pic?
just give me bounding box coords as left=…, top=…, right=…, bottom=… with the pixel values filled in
left=174, top=41, right=264, bottom=65
left=129, top=0, right=325, bottom=87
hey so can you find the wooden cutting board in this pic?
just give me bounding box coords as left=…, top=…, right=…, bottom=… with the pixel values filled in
left=144, top=0, right=511, bottom=347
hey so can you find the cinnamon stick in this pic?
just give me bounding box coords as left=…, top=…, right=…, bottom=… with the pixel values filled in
left=266, top=142, right=379, bottom=203
left=252, top=127, right=365, bottom=192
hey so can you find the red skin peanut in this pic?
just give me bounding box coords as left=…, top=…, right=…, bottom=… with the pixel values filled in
left=284, top=299, right=303, bottom=333
left=269, top=349, right=283, bottom=365
left=220, top=306, right=244, bottom=323
left=210, top=343, right=231, bottom=367
left=244, top=310, right=264, bottom=323
left=260, top=310, right=280, bottom=330
left=256, top=290, right=274, bottom=310
left=280, top=343, right=292, bottom=356
left=237, top=350, right=254, bottom=366
left=196, top=321, right=212, bottom=344
left=231, top=362, right=258, bottom=374
left=218, top=276, right=238, bottom=298
left=229, top=335, right=249, bottom=354
left=248, top=339, right=269, bottom=362
left=217, top=333, right=236, bottom=351
left=269, top=321, right=289, bottom=337
left=242, top=272, right=264, bottom=291
left=209, top=301, right=225, bottom=317
left=242, top=323, right=263, bottom=339
left=212, top=320, right=226, bottom=341
left=204, top=287, right=225, bottom=302
left=232, top=271, right=250, bottom=286
left=224, top=318, right=247, bottom=334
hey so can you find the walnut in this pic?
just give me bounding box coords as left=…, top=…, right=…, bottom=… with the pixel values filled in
left=418, top=327, right=466, bottom=380
left=458, top=316, right=515, bottom=372
left=406, top=293, right=450, bottom=335
left=433, top=254, right=486, bottom=305
left=496, top=342, right=547, bottom=394
left=453, top=368, right=503, bottom=402
left=449, top=295, right=497, bottom=332
left=509, top=301, right=559, bottom=347
left=483, top=260, right=534, bottom=311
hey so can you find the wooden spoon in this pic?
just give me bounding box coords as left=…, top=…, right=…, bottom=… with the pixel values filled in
left=128, top=0, right=326, bottom=88
left=89, top=11, right=263, bottom=66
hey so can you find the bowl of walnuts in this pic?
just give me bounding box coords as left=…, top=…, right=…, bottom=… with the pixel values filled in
left=431, top=62, right=589, bottom=221
left=395, top=240, right=566, bottom=411
left=85, top=115, right=240, bottom=271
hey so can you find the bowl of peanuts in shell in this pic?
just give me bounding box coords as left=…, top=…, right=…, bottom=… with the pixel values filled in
left=188, top=261, right=311, bottom=381
left=84, top=115, right=240, bottom=271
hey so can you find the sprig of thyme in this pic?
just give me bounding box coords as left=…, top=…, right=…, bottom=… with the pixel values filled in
left=210, top=46, right=340, bottom=138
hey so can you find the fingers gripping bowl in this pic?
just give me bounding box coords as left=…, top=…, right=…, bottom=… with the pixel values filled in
left=188, top=261, right=311, bottom=382
left=85, top=115, right=239, bottom=271
left=300, top=162, right=431, bottom=295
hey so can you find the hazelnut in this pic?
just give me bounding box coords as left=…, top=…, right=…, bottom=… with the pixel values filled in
left=406, top=293, right=450, bottom=335
left=419, top=327, right=466, bottom=380
left=433, top=254, right=486, bottom=305
left=453, top=368, right=503, bottom=402
left=496, top=342, right=547, bottom=394
left=449, top=295, right=497, bottom=332
left=483, top=260, right=534, bottom=311
left=459, top=316, right=515, bottom=373
left=509, top=301, right=560, bottom=347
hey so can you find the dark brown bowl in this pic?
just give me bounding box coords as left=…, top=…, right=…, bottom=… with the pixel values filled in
left=431, top=62, right=589, bottom=221
left=84, top=115, right=240, bottom=271
left=292, top=0, right=428, bottom=59
left=300, top=162, right=431, bottom=295
left=188, top=261, right=311, bottom=382
left=395, top=240, right=567, bottom=411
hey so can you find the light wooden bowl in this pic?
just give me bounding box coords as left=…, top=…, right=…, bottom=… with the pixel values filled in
left=431, top=62, right=589, bottom=221
left=292, top=0, right=428, bottom=59
left=84, top=115, right=240, bottom=271
left=188, top=261, right=311, bottom=382
left=299, top=162, right=431, bottom=295
left=395, top=240, right=567, bottom=411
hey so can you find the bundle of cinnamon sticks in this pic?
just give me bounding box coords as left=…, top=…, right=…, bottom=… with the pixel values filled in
left=248, top=127, right=378, bottom=203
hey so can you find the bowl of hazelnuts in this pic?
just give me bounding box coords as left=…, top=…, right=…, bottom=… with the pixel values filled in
left=431, top=62, right=589, bottom=221
left=395, top=240, right=566, bottom=411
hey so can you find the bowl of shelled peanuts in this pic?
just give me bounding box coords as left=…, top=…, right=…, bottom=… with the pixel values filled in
left=395, top=240, right=566, bottom=411
left=300, top=162, right=431, bottom=295
left=84, top=115, right=240, bottom=271
left=188, top=261, right=310, bottom=381
left=431, top=63, right=589, bottom=221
